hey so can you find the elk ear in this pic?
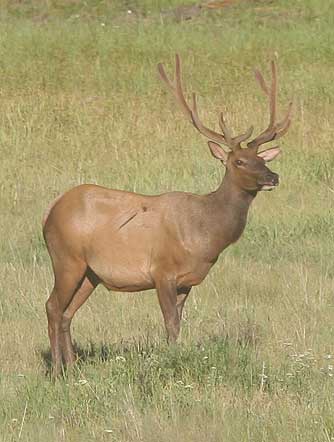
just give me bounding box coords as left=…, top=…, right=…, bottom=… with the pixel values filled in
left=257, top=146, right=281, bottom=162
left=208, top=141, right=228, bottom=164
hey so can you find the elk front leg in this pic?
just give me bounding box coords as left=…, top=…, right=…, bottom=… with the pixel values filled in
left=156, top=278, right=180, bottom=343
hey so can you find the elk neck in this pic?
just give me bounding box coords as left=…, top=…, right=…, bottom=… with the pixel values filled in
left=213, top=169, right=257, bottom=209
left=204, top=169, right=257, bottom=254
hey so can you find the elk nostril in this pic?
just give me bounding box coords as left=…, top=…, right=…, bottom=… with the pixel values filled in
left=272, top=174, right=279, bottom=185
left=264, top=173, right=279, bottom=185
left=273, top=173, right=279, bottom=184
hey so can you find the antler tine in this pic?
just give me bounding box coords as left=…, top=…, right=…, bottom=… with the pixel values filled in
left=254, top=69, right=269, bottom=96
left=232, top=125, right=254, bottom=145
left=248, top=102, right=293, bottom=149
left=275, top=101, right=293, bottom=133
left=158, top=54, right=242, bottom=150
left=219, top=112, right=233, bottom=145
left=247, top=60, right=291, bottom=151
left=190, top=94, right=228, bottom=145
left=269, top=60, right=277, bottom=128
left=158, top=55, right=193, bottom=121
left=219, top=113, right=253, bottom=148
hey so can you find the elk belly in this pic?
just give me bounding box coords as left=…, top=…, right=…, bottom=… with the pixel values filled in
left=101, top=274, right=154, bottom=293
left=86, top=240, right=155, bottom=293
left=90, top=254, right=154, bottom=292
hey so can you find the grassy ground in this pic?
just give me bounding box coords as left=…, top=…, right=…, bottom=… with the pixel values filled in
left=1, top=0, right=334, bottom=440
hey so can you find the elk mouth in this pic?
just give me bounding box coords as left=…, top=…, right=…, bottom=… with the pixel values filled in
left=259, top=183, right=278, bottom=191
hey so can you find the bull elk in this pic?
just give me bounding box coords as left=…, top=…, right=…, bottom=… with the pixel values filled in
left=43, top=54, right=292, bottom=376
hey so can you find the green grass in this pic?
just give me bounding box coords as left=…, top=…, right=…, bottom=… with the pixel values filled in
left=1, top=1, right=334, bottom=441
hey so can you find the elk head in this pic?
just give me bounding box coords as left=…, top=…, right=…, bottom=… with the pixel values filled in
left=158, top=55, right=292, bottom=193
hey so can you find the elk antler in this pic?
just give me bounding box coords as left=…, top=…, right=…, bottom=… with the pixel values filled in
left=247, top=60, right=293, bottom=151
left=158, top=54, right=253, bottom=151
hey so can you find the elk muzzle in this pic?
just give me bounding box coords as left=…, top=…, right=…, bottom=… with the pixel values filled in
left=258, top=171, right=279, bottom=191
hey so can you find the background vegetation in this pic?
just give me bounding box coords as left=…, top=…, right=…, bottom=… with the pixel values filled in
left=1, top=0, right=334, bottom=440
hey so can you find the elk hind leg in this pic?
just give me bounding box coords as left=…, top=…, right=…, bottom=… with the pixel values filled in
left=45, top=260, right=86, bottom=377
left=61, top=268, right=99, bottom=366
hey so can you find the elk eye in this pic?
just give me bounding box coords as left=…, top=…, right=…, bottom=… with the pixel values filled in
left=235, top=159, right=243, bottom=166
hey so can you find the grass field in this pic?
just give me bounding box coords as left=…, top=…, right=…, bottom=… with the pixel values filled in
left=1, top=0, right=334, bottom=440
